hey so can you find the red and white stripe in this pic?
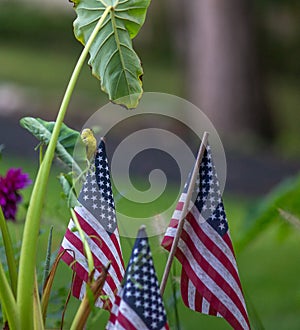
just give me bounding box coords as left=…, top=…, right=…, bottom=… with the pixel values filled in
left=106, top=291, right=170, bottom=330
left=161, top=192, right=250, bottom=330
left=60, top=204, right=124, bottom=309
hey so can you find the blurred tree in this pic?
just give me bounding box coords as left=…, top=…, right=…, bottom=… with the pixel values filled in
left=185, top=0, right=275, bottom=143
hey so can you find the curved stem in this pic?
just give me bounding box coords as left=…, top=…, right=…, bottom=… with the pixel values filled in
left=17, top=7, right=112, bottom=329
left=70, top=208, right=94, bottom=273
left=0, top=207, right=17, bottom=297
left=0, top=262, right=19, bottom=330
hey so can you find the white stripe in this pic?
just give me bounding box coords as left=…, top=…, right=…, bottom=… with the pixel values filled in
left=187, top=279, right=196, bottom=310
left=168, top=204, right=244, bottom=306
left=183, top=220, right=245, bottom=307
left=108, top=321, right=126, bottom=330
left=61, top=235, right=115, bottom=303
left=75, top=205, right=124, bottom=274
left=172, top=209, right=183, bottom=222
left=172, top=192, right=198, bottom=222
left=115, top=300, right=149, bottom=329
left=106, top=320, right=126, bottom=330
left=201, top=296, right=210, bottom=314
left=190, top=204, right=236, bottom=265
left=68, top=219, right=124, bottom=283
left=170, top=192, right=187, bottom=220
left=166, top=227, right=249, bottom=330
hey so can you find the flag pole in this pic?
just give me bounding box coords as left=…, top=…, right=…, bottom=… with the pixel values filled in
left=160, top=131, right=209, bottom=295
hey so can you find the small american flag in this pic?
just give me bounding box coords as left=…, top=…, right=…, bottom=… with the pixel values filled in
left=161, top=144, right=250, bottom=330
left=107, top=227, right=169, bottom=330
left=60, top=139, right=125, bottom=310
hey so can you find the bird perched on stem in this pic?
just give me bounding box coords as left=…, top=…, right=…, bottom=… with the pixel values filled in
left=80, top=128, right=97, bottom=163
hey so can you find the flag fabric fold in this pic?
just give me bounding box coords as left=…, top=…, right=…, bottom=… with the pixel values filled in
left=60, top=139, right=125, bottom=310
left=161, top=144, right=250, bottom=330
left=107, top=227, right=169, bottom=330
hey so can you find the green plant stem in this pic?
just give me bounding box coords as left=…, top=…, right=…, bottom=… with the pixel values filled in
left=0, top=262, right=19, bottom=330
left=39, top=144, right=44, bottom=165
left=42, top=226, right=53, bottom=290
left=16, top=6, right=112, bottom=329
left=71, top=208, right=94, bottom=273
left=0, top=207, right=17, bottom=297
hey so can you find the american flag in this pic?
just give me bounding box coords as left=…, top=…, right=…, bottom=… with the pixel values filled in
left=161, top=144, right=250, bottom=330
left=60, top=139, right=125, bottom=309
left=107, top=227, right=169, bottom=330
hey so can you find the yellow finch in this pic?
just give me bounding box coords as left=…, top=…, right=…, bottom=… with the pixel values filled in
left=80, top=128, right=97, bottom=161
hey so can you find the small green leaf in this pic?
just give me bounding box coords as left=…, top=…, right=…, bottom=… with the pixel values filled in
left=58, top=173, right=79, bottom=209
left=72, top=0, right=151, bottom=109
left=20, top=117, right=85, bottom=176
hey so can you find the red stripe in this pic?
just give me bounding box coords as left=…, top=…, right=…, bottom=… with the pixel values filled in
left=116, top=310, right=137, bottom=330
left=59, top=246, right=88, bottom=282
left=179, top=225, right=249, bottom=325
left=58, top=247, right=84, bottom=299
left=72, top=274, right=84, bottom=299
left=176, top=247, right=248, bottom=330
left=63, top=228, right=119, bottom=295
left=60, top=245, right=113, bottom=310
left=64, top=214, right=123, bottom=283
left=110, top=232, right=125, bottom=269
left=108, top=295, right=121, bottom=326
left=223, top=232, right=236, bottom=256
left=58, top=246, right=87, bottom=299
left=180, top=269, right=189, bottom=307
left=186, top=211, right=243, bottom=293
left=75, top=211, right=124, bottom=280
left=162, top=228, right=249, bottom=328
left=176, top=201, right=184, bottom=211
left=194, top=280, right=204, bottom=311
left=161, top=217, right=179, bottom=249
left=209, top=304, right=218, bottom=316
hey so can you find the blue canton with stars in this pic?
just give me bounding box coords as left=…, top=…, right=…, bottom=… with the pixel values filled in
left=187, top=144, right=228, bottom=236
left=78, top=140, right=117, bottom=234
left=122, top=228, right=167, bottom=329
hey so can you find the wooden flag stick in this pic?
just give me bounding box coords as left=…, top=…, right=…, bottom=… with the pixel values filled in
left=160, top=131, right=209, bottom=295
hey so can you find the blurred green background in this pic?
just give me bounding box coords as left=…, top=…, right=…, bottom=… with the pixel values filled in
left=1, top=0, right=300, bottom=329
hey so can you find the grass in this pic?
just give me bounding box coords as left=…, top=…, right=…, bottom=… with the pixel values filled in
left=2, top=155, right=300, bottom=329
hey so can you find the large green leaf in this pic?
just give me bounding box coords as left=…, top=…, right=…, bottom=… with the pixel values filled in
left=72, top=0, right=151, bottom=109
left=237, top=174, right=300, bottom=251
left=20, top=117, right=85, bottom=175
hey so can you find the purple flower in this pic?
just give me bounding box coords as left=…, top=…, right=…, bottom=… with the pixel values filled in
left=0, top=168, right=31, bottom=221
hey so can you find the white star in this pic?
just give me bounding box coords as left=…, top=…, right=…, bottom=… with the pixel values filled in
left=151, top=321, right=157, bottom=328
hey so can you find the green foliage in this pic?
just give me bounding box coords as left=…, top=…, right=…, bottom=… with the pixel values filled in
left=20, top=117, right=85, bottom=176
left=71, top=0, right=151, bottom=108
left=237, top=173, right=300, bottom=251
left=58, top=173, right=79, bottom=209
